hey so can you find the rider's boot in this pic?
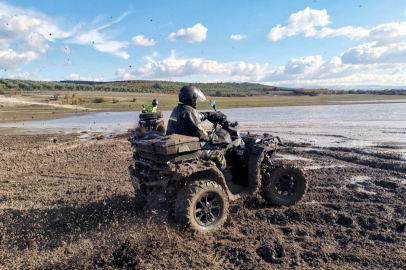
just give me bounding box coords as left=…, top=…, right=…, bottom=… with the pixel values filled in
left=222, top=166, right=242, bottom=193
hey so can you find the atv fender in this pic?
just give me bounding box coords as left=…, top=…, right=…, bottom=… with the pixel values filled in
left=173, top=160, right=255, bottom=201
left=172, top=160, right=244, bottom=201
left=243, top=143, right=271, bottom=194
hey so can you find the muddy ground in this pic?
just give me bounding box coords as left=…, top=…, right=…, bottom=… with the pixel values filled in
left=0, top=133, right=405, bottom=269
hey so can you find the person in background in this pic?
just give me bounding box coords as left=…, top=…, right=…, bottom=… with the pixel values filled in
left=143, top=99, right=158, bottom=112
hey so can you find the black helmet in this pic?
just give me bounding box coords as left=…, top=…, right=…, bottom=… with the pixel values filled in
left=152, top=99, right=158, bottom=106
left=178, top=85, right=206, bottom=108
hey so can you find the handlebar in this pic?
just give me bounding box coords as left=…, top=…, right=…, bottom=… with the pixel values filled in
left=276, top=136, right=286, bottom=147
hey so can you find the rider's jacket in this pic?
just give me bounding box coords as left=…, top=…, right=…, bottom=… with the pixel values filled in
left=166, top=103, right=209, bottom=141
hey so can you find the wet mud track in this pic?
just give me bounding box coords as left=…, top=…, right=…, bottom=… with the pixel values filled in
left=0, top=134, right=405, bottom=269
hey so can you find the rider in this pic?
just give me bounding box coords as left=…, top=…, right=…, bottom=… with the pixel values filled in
left=166, top=85, right=232, bottom=180
left=143, top=99, right=158, bottom=112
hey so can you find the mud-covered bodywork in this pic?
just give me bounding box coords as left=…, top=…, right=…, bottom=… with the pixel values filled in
left=128, top=133, right=278, bottom=201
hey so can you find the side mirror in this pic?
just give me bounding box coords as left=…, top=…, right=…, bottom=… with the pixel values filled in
left=210, top=99, right=216, bottom=111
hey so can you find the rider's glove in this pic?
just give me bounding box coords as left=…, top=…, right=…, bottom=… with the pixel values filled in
left=201, top=111, right=217, bottom=121
left=207, top=111, right=227, bottom=125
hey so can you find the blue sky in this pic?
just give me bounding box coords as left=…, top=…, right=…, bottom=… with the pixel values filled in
left=1, top=0, right=406, bottom=89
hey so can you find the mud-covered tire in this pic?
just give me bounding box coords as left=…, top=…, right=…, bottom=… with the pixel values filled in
left=131, top=175, right=147, bottom=207
left=262, top=165, right=307, bottom=206
left=175, top=180, right=229, bottom=233
left=139, top=111, right=163, bottom=120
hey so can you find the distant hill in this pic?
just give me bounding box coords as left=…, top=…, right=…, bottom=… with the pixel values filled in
left=59, top=80, right=298, bottom=96
left=1, top=79, right=297, bottom=97
left=1, top=78, right=405, bottom=96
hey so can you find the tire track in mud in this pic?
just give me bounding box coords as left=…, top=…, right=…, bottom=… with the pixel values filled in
left=293, top=145, right=406, bottom=174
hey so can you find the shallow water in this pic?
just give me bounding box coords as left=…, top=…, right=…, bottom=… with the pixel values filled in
left=1, top=102, right=406, bottom=150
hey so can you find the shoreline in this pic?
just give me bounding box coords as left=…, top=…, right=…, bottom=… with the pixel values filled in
left=2, top=92, right=406, bottom=124
left=2, top=120, right=406, bottom=157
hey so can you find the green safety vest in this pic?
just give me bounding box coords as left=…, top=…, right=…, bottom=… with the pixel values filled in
left=145, top=103, right=157, bottom=112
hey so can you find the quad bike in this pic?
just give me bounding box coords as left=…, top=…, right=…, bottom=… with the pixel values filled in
left=136, top=109, right=166, bottom=134
left=128, top=100, right=307, bottom=233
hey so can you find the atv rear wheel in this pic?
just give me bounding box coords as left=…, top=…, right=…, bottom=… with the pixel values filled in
left=175, top=180, right=229, bottom=233
left=130, top=175, right=147, bottom=208
left=262, top=165, right=307, bottom=206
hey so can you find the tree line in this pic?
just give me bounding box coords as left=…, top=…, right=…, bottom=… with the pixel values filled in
left=0, top=78, right=405, bottom=96
left=0, top=79, right=281, bottom=96
left=293, top=88, right=406, bottom=96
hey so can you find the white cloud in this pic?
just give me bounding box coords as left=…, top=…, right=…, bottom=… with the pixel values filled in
left=121, top=73, right=136, bottom=80
left=4, top=70, right=40, bottom=80
left=70, top=30, right=130, bottom=59
left=143, top=51, right=159, bottom=63
left=167, top=23, right=208, bottom=43
left=132, top=35, right=156, bottom=46
left=23, top=32, right=50, bottom=53
left=365, top=22, right=406, bottom=46
left=341, top=42, right=406, bottom=64
left=267, top=7, right=330, bottom=41
left=114, top=51, right=268, bottom=82
left=334, top=22, right=406, bottom=67
left=0, top=49, right=39, bottom=70
left=0, top=2, right=78, bottom=70
left=232, top=61, right=268, bottom=77
left=283, top=56, right=324, bottom=75
left=36, top=20, right=79, bottom=42
left=261, top=52, right=406, bottom=89
left=131, top=57, right=229, bottom=78
left=263, top=72, right=406, bottom=89
left=264, top=7, right=406, bottom=89
left=268, top=8, right=406, bottom=46
left=0, top=15, right=41, bottom=43
left=61, top=45, right=71, bottom=54
left=130, top=51, right=231, bottom=79
left=316, top=26, right=369, bottom=40
left=67, top=12, right=131, bottom=59
left=115, top=68, right=126, bottom=75
left=230, top=34, right=247, bottom=40
left=0, top=3, right=78, bottom=42
left=266, top=54, right=369, bottom=82
left=64, top=73, right=105, bottom=82
left=65, top=11, right=133, bottom=59
left=1, top=2, right=131, bottom=64
left=267, top=7, right=370, bottom=41
left=0, top=14, right=50, bottom=58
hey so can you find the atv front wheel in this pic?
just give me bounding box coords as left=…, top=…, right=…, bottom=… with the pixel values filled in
left=175, top=180, right=229, bottom=233
left=262, top=165, right=307, bottom=206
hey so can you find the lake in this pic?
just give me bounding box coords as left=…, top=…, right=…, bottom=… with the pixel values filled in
left=1, top=102, right=406, bottom=150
